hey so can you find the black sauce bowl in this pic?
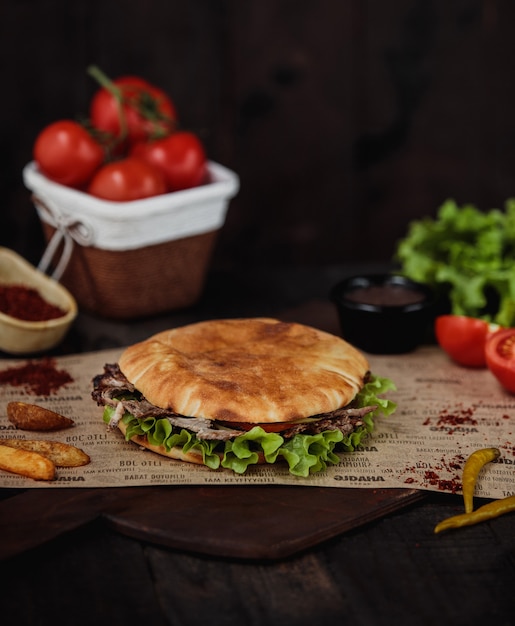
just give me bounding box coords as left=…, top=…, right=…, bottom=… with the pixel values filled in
left=330, top=274, right=436, bottom=354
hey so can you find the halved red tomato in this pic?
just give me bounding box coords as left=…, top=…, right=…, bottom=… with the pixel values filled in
left=435, top=315, right=499, bottom=367
left=485, top=328, right=515, bottom=393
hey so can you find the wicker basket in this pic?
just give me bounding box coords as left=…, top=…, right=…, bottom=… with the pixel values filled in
left=23, top=161, right=239, bottom=319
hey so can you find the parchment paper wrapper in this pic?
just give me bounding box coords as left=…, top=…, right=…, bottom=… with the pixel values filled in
left=0, top=346, right=513, bottom=498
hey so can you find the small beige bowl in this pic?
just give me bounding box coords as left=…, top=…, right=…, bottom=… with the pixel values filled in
left=0, top=247, right=78, bottom=354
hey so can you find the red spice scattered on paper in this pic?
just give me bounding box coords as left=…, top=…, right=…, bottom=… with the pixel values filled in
left=423, top=470, right=461, bottom=493
left=401, top=453, right=465, bottom=493
left=0, top=358, right=73, bottom=395
left=437, top=406, right=477, bottom=427
left=443, top=453, right=465, bottom=471
left=423, top=405, right=478, bottom=434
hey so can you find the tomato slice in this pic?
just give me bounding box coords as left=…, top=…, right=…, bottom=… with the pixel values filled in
left=435, top=315, right=498, bottom=367
left=485, top=328, right=515, bottom=393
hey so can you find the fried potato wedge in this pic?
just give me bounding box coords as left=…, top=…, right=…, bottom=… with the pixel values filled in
left=7, top=402, right=75, bottom=431
left=0, top=443, right=55, bottom=481
left=0, top=438, right=90, bottom=467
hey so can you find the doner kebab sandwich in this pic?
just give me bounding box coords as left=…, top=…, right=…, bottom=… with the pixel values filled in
left=92, top=318, right=396, bottom=476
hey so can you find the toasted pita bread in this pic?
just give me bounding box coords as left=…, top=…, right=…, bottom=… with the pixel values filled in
left=118, top=318, right=369, bottom=424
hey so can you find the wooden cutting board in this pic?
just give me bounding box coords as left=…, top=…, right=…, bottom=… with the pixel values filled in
left=0, top=485, right=423, bottom=561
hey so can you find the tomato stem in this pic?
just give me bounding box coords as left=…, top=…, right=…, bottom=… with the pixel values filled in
left=87, top=64, right=177, bottom=144
left=87, top=65, right=128, bottom=142
left=87, top=65, right=122, bottom=98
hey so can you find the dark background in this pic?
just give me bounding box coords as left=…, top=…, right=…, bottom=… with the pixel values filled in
left=1, top=0, right=514, bottom=273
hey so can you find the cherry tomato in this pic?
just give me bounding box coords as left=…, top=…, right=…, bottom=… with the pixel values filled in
left=435, top=315, right=498, bottom=367
left=130, top=131, right=207, bottom=191
left=90, top=76, right=177, bottom=146
left=485, top=328, right=515, bottom=393
left=87, top=157, right=167, bottom=202
left=34, top=120, right=104, bottom=187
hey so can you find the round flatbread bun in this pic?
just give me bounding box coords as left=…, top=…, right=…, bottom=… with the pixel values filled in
left=118, top=318, right=369, bottom=424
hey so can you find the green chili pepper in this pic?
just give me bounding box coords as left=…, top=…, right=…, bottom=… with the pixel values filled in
left=434, top=495, right=515, bottom=534
left=462, top=447, right=500, bottom=514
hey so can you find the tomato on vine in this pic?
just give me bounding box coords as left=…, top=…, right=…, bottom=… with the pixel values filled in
left=34, top=120, right=104, bottom=187
left=32, top=67, right=210, bottom=199
left=87, top=157, right=167, bottom=202
left=88, top=66, right=177, bottom=147
left=130, top=131, right=207, bottom=191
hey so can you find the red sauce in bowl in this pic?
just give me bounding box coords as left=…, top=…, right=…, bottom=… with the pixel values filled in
left=344, top=284, right=427, bottom=307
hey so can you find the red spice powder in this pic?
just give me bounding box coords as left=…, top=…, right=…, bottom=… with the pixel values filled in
left=0, top=284, right=66, bottom=321
left=424, top=470, right=461, bottom=493
left=401, top=452, right=466, bottom=493
left=437, top=406, right=477, bottom=427
left=0, top=358, right=74, bottom=395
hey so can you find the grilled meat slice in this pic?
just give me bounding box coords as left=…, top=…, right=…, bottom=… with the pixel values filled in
left=92, top=363, right=376, bottom=441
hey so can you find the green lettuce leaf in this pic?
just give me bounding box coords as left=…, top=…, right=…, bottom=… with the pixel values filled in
left=102, top=372, right=395, bottom=476
left=273, top=430, right=343, bottom=477
left=221, top=426, right=283, bottom=474
left=395, top=198, right=515, bottom=325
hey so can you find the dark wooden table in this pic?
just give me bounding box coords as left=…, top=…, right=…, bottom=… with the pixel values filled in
left=1, top=266, right=514, bottom=626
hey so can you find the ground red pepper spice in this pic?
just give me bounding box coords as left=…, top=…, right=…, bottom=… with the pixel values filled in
left=424, top=470, right=462, bottom=493
left=0, top=358, right=74, bottom=395
left=436, top=407, right=477, bottom=427
left=422, top=406, right=478, bottom=434
left=0, top=284, right=66, bottom=321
